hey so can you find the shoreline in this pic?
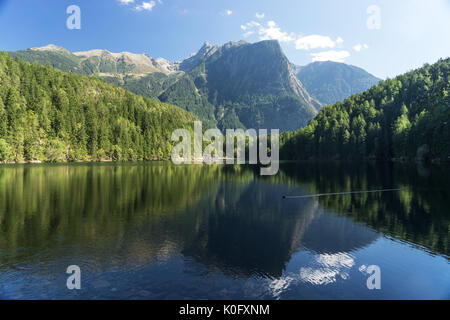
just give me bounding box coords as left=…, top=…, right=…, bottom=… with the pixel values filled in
left=1, top=158, right=449, bottom=166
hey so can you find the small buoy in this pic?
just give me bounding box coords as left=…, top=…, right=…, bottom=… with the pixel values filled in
left=282, top=195, right=286, bottom=199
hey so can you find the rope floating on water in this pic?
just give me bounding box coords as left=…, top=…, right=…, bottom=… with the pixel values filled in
left=282, top=189, right=402, bottom=199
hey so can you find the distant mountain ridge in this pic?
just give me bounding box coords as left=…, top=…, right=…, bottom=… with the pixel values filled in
left=12, top=44, right=178, bottom=76
left=10, top=41, right=322, bottom=131
left=162, top=40, right=321, bottom=130
left=295, top=61, right=381, bottom=105
left=179, top=40, right=220, bottom=72
left=282, top=58, right=450, bottom=161
left=8, top=41, right=379, bottom=132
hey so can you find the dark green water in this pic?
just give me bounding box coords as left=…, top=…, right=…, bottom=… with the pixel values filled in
left=0, top=162, right=448, bottom=300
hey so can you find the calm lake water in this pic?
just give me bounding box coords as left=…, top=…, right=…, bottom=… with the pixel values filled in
left=0, top=162, right=448, bottom=300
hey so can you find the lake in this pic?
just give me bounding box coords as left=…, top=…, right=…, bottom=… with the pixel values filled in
left=0, top=162, right=448, bottom=299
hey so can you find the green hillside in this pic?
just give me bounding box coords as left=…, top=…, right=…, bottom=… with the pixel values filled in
left=0, top=53, right=196, bottom=163
left=10, top=41, right=321, bottom=132
left=9, top=45, right=167, bottom=76
left=10, top=47, right=81, bottom=72
left=281, top=58, right=450, bottom=161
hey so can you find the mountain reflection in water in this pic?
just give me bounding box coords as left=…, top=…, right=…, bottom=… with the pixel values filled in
left=0, top=162, right=448, bottom=299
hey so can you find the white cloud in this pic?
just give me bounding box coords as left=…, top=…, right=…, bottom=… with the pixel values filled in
left=295, top=35, right=341, bottom=50
left=239, top=17, right=357, bottom=63
left=135, top=1, right=156, bottom=11
left=258, top=20, right=296, bottom=43
left=240, top=19, right=345, bottom=51
left=316, top=253, right=354, bottom=268
left=268, top=277, right=294, bottom=298
left=220, top=9, right=233, bottom=16
left=311, top=50, right=351, bottom=63
left=264, top=252, right=355, bottom=297
left=256, top=12, right=265, bottom=19
left=240, top=21, right=261, bottom=31
left=241, top=20, right=294, bottom=42
left=299, top=253, right=355, bottom=285
left=120, top=0, right=162, bottom=13
left=353, top=43, right=369, bottom=52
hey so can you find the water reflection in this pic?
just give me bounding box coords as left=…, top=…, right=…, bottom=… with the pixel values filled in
left=279, top=162, right=449, bottom=257
left=0, top=162, right=448, bottom=299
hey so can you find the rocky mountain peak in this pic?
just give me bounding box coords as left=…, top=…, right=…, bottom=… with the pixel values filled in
left=179, top=41, right=220, bottom=71
left=31, top=44, right=71, bottom=55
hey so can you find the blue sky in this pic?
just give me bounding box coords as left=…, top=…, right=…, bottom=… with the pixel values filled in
left=0, top=0, right=449, bottom=79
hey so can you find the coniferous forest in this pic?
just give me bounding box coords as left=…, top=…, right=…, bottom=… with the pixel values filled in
left=281, top=58, right=450, bottom=161
left=2, top=0, right=450, bottom=302
left=1, top=51, right=449, bottom=164
left=0, top=53, right=196, bottom=163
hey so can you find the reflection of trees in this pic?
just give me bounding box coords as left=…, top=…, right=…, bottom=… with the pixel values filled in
left=277, top=162, right=450, bottom=257
left=0, top=163, right=321, bottom=278
left=0, top=163, right=220, bottom=249
left=0, top=161, right=447, bottom=281
left=0, top=163, right=376, bottom=279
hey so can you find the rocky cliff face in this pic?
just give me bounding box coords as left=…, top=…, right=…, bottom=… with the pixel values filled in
left=158, top=40, right=320, bottom=131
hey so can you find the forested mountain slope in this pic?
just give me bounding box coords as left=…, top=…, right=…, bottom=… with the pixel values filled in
left=0, top=52, right=196, bottom=162
left=10, top=44, right=175, bottom=76
left=159, top=40, right=321, bottom=131
left=10, top=41, right=321, bottom=131
left=281, top=58, right=450, bottom=161
left=295, top=61, right=381, bottom=105
left=102, top=40, right=321, bottom=131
